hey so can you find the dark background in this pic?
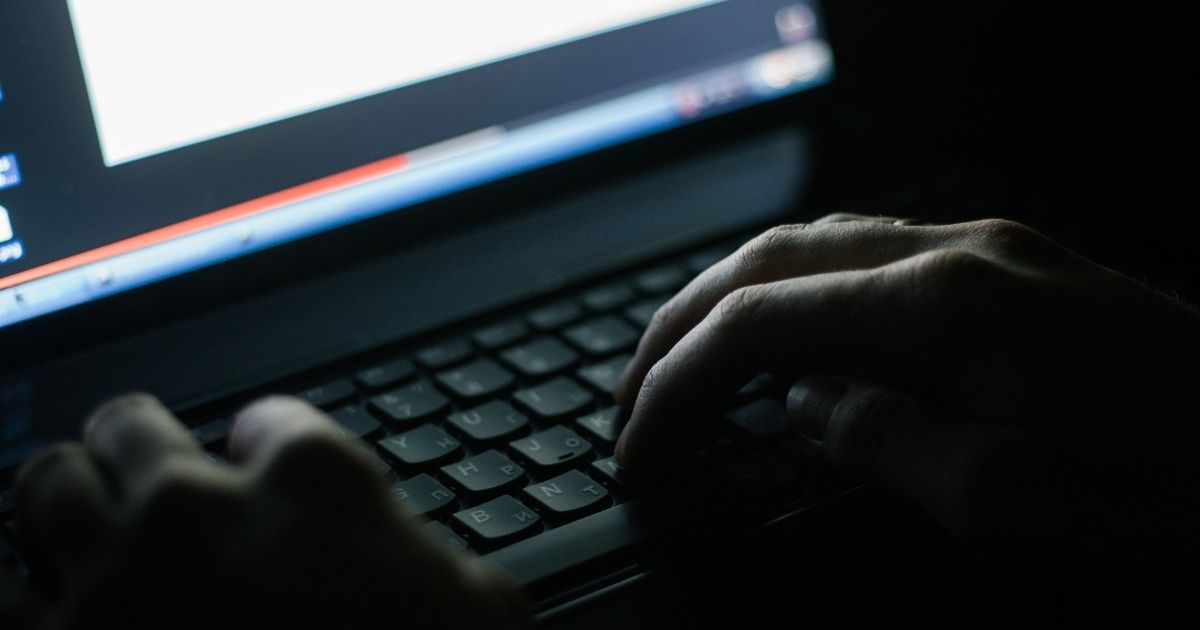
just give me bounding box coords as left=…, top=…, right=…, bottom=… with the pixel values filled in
left=808, top=0, right=1195, bottom=301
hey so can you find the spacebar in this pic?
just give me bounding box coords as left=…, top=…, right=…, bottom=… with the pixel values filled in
left=483, top=502, right=656, bottom=587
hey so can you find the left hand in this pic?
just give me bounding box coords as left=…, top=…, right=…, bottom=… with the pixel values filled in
left=14, top=394, right=527, bottom=630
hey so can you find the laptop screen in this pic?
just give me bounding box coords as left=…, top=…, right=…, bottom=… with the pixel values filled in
left=0, top=1, right=831, bottom=330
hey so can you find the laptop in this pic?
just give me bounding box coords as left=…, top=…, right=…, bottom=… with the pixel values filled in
left=0, top=1, right=854, bottom=622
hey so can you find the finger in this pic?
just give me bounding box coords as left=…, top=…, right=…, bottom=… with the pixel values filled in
left=788, top=376, right=966, bottom=519
left=613, top=221, right=953, bottom=408
left=786, top=375, right=1025, bottom=538
left=83, top=393, right=207, bottom=501
left=615, top=250, right=995, bottom=470
left=228, top=397, right=381, bottom=498
left=16, top=444, right=116, bottom=587
left=228, top=396, right=348, bottom=466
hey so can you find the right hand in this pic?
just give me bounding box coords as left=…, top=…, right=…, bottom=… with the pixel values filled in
left=614, top=215, right=1200, bottom=579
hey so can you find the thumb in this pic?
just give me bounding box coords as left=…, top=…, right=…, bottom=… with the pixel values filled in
left=786, top=375, right=985, bottom=529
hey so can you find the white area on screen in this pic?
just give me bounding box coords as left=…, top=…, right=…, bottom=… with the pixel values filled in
left=0, top=206, right=13, bottom=243
left=66, top=0, right=723, bottom=166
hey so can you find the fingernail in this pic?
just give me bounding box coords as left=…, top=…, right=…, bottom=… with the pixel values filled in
left=787, top=377, right=847, bottom=442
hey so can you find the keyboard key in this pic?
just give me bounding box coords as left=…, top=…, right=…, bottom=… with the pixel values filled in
left=581, top=283, right=636, bottom=312
left=415, top=338, right=474, bottom=369
left=727, top=399, right=791, bottom=438
left=379, top=424, right=462, bottom=468
left=509, top=426, right=593, bottom=472
left=422, top=521, right=469, bottom=552
left=522, top=470, right=609, bottom=517
left=564, top=316, right=639, bottom=357
left=623, top=295, right=669, bottom=328
left=297, top=379, right=356, bottom=409
left=454, top=496, right=541, bottom=546
left=329, top=406, right=383, bottom=440
left=436, top=359, right=515, bottom=401
left=527, top=301, right=583, bottom=331
left=513, top=377, right=593, bottom=421
left=190, top=418, right=231, bottom=450
left=388, top=474, right=457, bottom=516
left=590, top=457, right=627, bottom=487
left=355, top=359, right=416, bottom=391
left=446, top=401, right=529, bottom=442
left=369, top=382, right=449, bottom=425
left=575, top=407, right=621, bottom=445
left=501, top=337, right=578, bottom=378
left=634, top=265, right=688, bottom=294
left=576, top=354, right=631, bottom=395
left=720, top=453, right=800, bottom=496
left=472, top=319, right=529, bottom=349
left=440, top=450, right=525, bottom=495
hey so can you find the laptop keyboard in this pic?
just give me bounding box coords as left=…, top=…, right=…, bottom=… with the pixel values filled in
left=0, top=239, right=844, bottom=598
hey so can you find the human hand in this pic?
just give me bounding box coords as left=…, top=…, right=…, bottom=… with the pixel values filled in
left=15, top=394, right=526, bottom=629
left=614, top=215, right=1200, bottom=577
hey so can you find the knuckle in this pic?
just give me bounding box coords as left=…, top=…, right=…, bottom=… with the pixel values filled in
left=96, top=392, right=161, bottom=415
left=738, top=224, right=804, bottom=270
left=89, top=392, right=160, bottom=424
left=714, top=285, right=765, bottom=329
left=816, top=212, right=857, bottom=224
left=17, top=443, right=83, bottom=486
left=637, top=361, right=668, bottom=401
left=912, top=249, right=996, bottom=296
left=242, top=394, right=319, bottom=421
left=633, top=360, right=679, bottom=414
left=647, top=297, right=677, bottom=330
left=15, top=444, right=92, bottom=511
left=966, top=218, right=1040, bottom=256
left=84, top=392, right=164, bottom=444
